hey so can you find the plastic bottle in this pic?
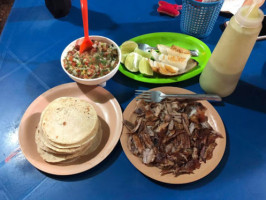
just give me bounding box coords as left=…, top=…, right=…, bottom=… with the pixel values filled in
left=199, top=1, right=264, bottom=97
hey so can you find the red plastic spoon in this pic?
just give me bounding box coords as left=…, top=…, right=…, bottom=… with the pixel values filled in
left=79, top=0, right=93, bottom=54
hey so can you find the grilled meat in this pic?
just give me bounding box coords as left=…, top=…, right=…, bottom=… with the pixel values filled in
left=124, top=99, right=223, bottom=177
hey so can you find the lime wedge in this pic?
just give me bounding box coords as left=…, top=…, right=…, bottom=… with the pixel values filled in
left=120, top=41, right=138, bottom=54
left=121, top=54, right=128, bottom=64
left=124, top=52, right=142, bottom=72
left=139, top=58, right=153, bottom=76
left=134, top=48, right=152, bottom=59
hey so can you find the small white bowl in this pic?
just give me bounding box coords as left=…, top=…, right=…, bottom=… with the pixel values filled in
left=61, top=36, right=121, bottom=86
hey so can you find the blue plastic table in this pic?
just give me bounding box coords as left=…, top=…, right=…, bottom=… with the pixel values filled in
left=0, top=0, right=265, bottom=199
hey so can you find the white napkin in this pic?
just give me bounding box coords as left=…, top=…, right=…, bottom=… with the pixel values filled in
left=221, top=0, right=245, bottom=14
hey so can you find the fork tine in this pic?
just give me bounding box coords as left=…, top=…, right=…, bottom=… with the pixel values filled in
left=135, top=95, right=151, bottom=98
left=135, top=90, right=152, bottom=97
left=143, top=99, right=152, bottom=102
left=135, top=96, right=151, bottom=100
left=135, top=89, right=146, bottom=92
left=136, top=98, right=152, bottom=102
left=135, top=93, right=150, bottom=96
left=135, top=90, right=153, bottom=102
left=135, top=90, right=151, bottom=93
left=136, top=99, right=152, bottom=102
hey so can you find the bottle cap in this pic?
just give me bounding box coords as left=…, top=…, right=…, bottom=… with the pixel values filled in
left=235, top=5, right=264, bottom=28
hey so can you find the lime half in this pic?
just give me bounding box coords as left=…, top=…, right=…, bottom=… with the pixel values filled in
left=134, top=48, right=152, bottom=59
left=124, top=52, right=142, bottom=72
left=139, top=58, right=153, bottom=76
left=120, top=41, right=138, bottom=54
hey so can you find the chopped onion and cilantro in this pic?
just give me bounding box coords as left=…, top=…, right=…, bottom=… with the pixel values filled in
left=63, top=40, right=119, bottom=79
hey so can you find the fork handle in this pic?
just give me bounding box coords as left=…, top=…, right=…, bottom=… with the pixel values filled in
left=163, top=94, right=222, bottom=101
left=80, top=0, right=89, bottom=40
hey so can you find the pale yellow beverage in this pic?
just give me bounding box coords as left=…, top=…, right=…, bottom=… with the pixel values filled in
left=200, top=5, right=264, bottom=97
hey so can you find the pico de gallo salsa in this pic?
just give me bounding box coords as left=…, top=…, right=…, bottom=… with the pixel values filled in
left=63, top=40, right=119, bottom=79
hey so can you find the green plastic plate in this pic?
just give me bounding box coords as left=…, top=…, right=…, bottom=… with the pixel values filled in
left=118, top=32, right=211, bottom=84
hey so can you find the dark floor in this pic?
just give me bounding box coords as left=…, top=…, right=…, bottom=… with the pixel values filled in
left=0, top=0, right=14, bottom=34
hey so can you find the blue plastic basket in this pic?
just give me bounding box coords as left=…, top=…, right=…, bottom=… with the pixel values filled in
left=180, top=0, right=224, bottom=38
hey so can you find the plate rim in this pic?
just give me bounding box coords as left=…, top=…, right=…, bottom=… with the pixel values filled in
left=120, top=86, right=226, bottom=184
left=118, top=32, right=211, bottom=84
left=18, top=82, right=123, bottom=175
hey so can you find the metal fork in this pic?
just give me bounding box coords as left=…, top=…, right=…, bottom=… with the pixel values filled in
left=135, top=90, right=222, bottom=102
left=137, top=43, right=199, bottom=57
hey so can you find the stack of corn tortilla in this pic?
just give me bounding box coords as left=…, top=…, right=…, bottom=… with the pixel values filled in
left=35, top=97, right=102, bottom=163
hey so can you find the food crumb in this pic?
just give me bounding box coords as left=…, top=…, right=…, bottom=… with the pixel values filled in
left=63, top=122, right=66, bottom=126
